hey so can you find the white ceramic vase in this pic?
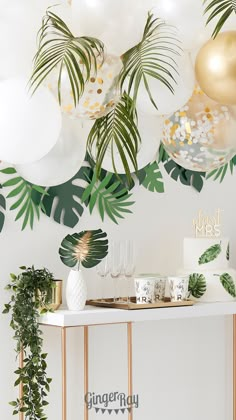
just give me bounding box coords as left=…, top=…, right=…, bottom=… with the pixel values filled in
left=66, top=269, right=87, bottom=311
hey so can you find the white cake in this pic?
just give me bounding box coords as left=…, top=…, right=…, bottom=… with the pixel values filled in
left=180, top=237, right=236, bottom=302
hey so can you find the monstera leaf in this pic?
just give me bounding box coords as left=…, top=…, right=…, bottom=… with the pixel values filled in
left=0, top=185, right=6, bottom=233
left=43, top=164, right=93, bottom=228
left=164, top=159, right=206, bottom=193
left=219, top=273, right=236, bottom=298
left=189, top=273, right=207, bottom=299
left=82, top=172, right=135, bottom=224
left=139, top=162, right=164, bottom=193
left=59, top=229, right=108, bottom=268
left=198, top=243, right=222, bottom=265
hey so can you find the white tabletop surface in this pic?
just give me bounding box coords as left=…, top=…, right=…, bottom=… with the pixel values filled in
left=39, top=302, right=236, bottom=327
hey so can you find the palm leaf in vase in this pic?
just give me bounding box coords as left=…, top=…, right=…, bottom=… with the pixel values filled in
left=119, top=12, right=180, bottom=111
left=198, top=243, right=222, bottom=265
left=59, top=229, right=108, bottom=269
left=30, top=10, right=104, bottom=105
left=204, top=0, right=236, bottom=38
left=188, top=273, right=207, bottom=299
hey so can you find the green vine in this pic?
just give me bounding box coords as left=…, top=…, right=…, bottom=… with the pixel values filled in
left=3, top=267, right=55, bottom=419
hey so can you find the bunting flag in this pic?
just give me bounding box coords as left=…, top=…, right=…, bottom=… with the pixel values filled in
left=90, top=406, right=134, bottom=414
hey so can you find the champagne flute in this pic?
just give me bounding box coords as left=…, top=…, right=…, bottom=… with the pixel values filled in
left=124, top=240, right=135, bottom=303
left=110, top=241, right=123, bottom=302
left=96, top=256, right=110, bottom=301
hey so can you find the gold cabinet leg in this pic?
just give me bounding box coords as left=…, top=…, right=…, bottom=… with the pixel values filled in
left=62, top=327, right=67, bottom=420
left=84, top=326, right=89, bottom=420
left=234, top=315, right=236, bottom=420
left=19, top=347, right=24, bottom=420
left=127, top=322, right=133, bottom=420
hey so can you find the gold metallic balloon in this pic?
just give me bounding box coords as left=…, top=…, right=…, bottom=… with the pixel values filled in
left=195, top=31, right=236, bottom=105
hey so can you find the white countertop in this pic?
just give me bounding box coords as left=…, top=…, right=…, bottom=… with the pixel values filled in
left=39, top=302, right=236, bottom=327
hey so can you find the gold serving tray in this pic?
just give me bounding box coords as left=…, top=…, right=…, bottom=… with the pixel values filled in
left=87, top=297, right=194, bottom=310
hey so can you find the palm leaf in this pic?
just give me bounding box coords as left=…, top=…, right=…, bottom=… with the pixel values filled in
left=1, top=168, right=47, bottom=230
left=0, top=184, right=6, bottom=233
left=81, top=171, right=135, bottom=224
left=87, top=93, right=141, bottom=184
left=204, top=0, right=236, bottom=38
left=30, top=10, right=104, bottom=105
left=139, top=162, right=164, bottom=193
left=198, top=243, right=222, bottom=265
left=119, top=13, right=180, bottom=110
left=59, top=229, right=108, bottom=268
left=189, top=273, right=207, bottom=299
left=206, top=156, right=236, bottom=182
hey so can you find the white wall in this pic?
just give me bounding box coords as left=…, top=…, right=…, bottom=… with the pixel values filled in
left=1, top=169, right=236, bottom=420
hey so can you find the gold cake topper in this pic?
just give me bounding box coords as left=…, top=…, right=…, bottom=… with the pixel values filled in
left=193, top=209, right=222, bottom=238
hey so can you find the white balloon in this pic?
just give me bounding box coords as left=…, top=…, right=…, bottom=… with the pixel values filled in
left=15, top=118, right=92, bottom=186
left=71, top=0, right=147, bottom=55
left=96, top=113, right=163, bottom=173
left=152, top=0, right=210, bottom=50
left=0, top=1, right=72, bottom=79
left=136, top=52, right=194, bottom=116
left=0, top=79, right=62, bottom=164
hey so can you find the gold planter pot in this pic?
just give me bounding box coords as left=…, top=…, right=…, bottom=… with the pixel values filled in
left=49, top=280, right=63, bottom=310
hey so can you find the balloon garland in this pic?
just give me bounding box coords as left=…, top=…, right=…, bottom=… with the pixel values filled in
left=0, top=0, right=236, bottom=234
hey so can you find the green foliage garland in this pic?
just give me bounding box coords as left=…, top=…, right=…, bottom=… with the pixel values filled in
left=3, top=267, right=55, bottom=419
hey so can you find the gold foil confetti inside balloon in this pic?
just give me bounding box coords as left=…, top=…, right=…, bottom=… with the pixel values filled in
left=48, top=54, right=122, bottom=120
left=195, top=31, right=236, bottom=105
left=162, top=87, right=236, bottom=172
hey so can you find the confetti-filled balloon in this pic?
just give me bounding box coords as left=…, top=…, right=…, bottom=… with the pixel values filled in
left=162, top=88, right=236, bottom=172
left=47, top=54, right=122, bottom=120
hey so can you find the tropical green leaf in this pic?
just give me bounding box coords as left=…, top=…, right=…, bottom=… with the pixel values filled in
left=1, top=170, right=46, bottom=231
left=219, top=272, right=236, bottom=297
left=206, top=157, right=236, bottom=182
left=87, top=93, right=141, bottom=184
left=30, top=9, right=104, bottom=105
left=139, top=162, right=164, bottom=193
left=119, top=13, right=180, bottom=110
left=198, top=243, right=222, bottom=265
left=81, top=171, right=135, bottom=224
left=59, top=229, right=108, bottom=268
left=204, top=0, right=236, bottom=38
left=226, top=242, right=230, bottom=261
left=188, top=273, right=207, bottom=299
left=42, top=164, right=93, bottom=228
left=164, top=159, right=206, bottom=192
left=0, top=185, right=6, bottom=233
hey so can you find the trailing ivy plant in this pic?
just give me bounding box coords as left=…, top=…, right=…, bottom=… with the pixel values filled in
left=0, top=167, right=47, bottom=230
left=204, top=0, right=236, bottom=38
left=3, top=266, right=55, bottom=419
